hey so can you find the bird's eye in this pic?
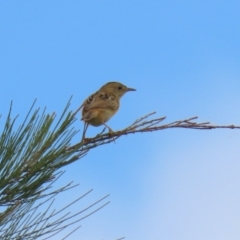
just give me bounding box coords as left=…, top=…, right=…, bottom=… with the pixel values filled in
left=118, top=86, right=122, bottom=90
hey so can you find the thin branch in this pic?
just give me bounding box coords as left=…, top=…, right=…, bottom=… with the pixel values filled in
left=68, top=112, right=240, bottom=154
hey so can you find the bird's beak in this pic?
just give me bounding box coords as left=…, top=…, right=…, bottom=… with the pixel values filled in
left=127, top=87, right=136, bottom=91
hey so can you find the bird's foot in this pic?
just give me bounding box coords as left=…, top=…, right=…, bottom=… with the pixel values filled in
left=81, top=137, right=91, bottom=143
left=108, top=128, right=114, bottom=134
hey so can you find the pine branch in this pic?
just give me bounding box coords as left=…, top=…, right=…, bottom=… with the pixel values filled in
left=0, top=100, right=109, bottom=239
left=68, top=112, right=240, bottom=155
left=1, top=99, right=240, bottom=239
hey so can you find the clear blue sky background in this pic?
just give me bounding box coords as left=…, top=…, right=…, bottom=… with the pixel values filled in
left=1, top=1, right=240, bottom=240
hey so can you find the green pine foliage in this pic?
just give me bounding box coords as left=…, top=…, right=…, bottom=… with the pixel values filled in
left=0, top=100, right=109, bottom=239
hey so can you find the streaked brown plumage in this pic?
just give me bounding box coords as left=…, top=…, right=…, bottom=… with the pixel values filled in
left=79, top=82, right=136, bottom=139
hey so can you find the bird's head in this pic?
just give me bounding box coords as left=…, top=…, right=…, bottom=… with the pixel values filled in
left=100, top=82, right=136, bottom=98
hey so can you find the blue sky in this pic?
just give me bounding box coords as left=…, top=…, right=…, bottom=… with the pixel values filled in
left=1, top=1, right=240, bottom=240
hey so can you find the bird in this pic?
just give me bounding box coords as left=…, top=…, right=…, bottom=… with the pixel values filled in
left=79, top=81, right=136, bottom=139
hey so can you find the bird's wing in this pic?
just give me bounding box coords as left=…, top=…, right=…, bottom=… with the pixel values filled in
left=83, top=91, right=119, bottom=111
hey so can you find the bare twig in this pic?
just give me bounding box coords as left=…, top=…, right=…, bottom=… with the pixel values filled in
left=68, top=112, right=240, bottom=154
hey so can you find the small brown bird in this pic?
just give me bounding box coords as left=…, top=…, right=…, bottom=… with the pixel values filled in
left=79, top=82, right=136, bottom=139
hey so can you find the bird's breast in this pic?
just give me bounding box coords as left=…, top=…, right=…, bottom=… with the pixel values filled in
left=83, top=108, right=117, bottom=126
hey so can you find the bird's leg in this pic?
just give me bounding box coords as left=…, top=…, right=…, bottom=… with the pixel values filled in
left=103, top=123, right=116, bottom=143
left=82, top=122, right=89, bottom=140
left=103, top=123, right=113, bottom=133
